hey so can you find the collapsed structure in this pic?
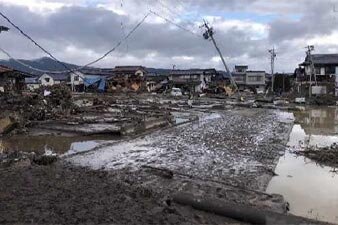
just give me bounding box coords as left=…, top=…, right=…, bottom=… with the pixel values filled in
left=0, top=65, right=31, bottom=93
left=167, top=69, right=216, bottom=93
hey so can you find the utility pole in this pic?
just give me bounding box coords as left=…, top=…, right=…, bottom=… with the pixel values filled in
left=202, top=20, right=237, bottom=89
left=306, top=45, right=315, bottom=98
left=268, top=47, right=277, bottom=93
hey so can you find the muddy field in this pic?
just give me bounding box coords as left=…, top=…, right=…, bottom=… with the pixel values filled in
left=1, top=162, right=247, bottom=225
left=0, top=92, right=327, bottom=224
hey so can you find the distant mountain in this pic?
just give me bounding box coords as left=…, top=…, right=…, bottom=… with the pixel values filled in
left=0, top=57, right=174, bottom=76
left=0, top=57, right=80, bottom=76
left=0, top=57, right=225, bottom=77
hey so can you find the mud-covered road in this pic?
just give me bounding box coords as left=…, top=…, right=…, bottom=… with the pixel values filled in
left=68, top=108, right=292, bottom=192
left=1, top=108, right=301, bottom=224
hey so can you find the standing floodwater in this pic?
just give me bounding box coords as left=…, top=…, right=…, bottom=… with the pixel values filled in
left=267, top=107, right=338, bottom=224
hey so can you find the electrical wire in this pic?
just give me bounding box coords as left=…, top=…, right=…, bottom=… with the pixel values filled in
left=81, top=12, right=150, bottom=68
left=0, top=11, right=72, bottom=71
left=0, top=12, right=151, bottom=74
left=156, top=0, right=196, bottom=28
left=0, top=47, right=70, bottom=74
left=149, top=10, right=201, bottom=38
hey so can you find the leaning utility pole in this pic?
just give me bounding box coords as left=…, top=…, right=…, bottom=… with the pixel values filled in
left=268, top=48, right=277, bottom=93
left=202, top=20, right=237, bottom=89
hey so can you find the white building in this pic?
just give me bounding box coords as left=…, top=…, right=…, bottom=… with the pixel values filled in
left=38, top=73, right=68, bottom=86
left=232, top=65, right=266, bottom=91
left=70, top=71, right=85, bottom=91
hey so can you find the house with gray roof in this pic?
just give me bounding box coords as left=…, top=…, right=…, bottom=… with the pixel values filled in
left=299, top=54, right=338, bottom=79
left=298, top=53, right=338, bottom=96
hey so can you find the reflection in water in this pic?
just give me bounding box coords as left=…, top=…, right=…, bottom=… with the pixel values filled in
left=267, top=107, right=338, bottom=224
left=294, top=106, right=338, bottom=135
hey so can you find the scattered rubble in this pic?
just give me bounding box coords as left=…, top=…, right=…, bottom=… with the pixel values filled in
left=0, top=149, right=57, bottom=168
left=295, top=143, right=338, bottom=169
left=0, top=92, right=331, bottom=224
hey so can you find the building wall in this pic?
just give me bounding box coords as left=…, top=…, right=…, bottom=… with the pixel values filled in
left=70, top=72, right=84, bottom=86
left=232, top=73, right=246, bottom=85
left=70, top=72, right=85, bottom=91
left=135, top=69, right=145, bottom=77
left=246, top=72, right=265, bottom=86
left=305, top=65, right=338, bottom=76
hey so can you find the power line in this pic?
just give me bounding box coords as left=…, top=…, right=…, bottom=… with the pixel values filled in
left=120, top=0, right=129, bottom=53
left=81, top=12, right=150, bottom=68
left=156, top=0, right=199, bottom=29
left=149, top=10, right=201, bottom=38
left=174, top=0, right=204, bottom=22
left=0, top=11, right=72, bottom=71
left=0, top=12, right=150, bottom=74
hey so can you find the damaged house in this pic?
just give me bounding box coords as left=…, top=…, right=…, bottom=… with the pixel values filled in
left=39, top=73, right=68, bottom=87
left=107, top=66, right=147, bottom=92
left=167, top=69, right=216, bottom=93
left=70, top=69, right=114, bottom=92
left=298, top=54, right=338, bottom=96
left=0, top=65, right=31, bottom=93
left=144, top=68, right=171, bottom=93
left=232, top=65, right=266, bottom=93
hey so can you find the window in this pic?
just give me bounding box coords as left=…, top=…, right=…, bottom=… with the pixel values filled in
left=247, top=76, right=263, bottom=82
left=234, top=76, right=244, bottom=82
left=45, top=78, right=50, bottom=82
left=325, top=66, right=336, bottom=75
left=74, top=75, right=79, bottom=81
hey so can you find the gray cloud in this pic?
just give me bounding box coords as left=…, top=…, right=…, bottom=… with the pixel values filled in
left=0, top=0, right=337, bottom=72
left=269, top=1, right=337, bottom=42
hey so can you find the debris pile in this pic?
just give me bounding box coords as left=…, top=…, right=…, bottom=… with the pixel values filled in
left=0, top=84, right=79, bottom=135
left=309, top=95, right=338, bottom=106
left=26, top=84, right=78, bottom=120
left=0, top=149, right=57, bottom=168
left=296, top=143, right=338, bottom=168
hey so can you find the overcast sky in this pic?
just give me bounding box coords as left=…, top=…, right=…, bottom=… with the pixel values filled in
left=0, top=0, right=338, bottom=72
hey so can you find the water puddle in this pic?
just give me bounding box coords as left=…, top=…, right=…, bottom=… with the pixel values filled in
left=0, top=135, right=119, bottom=155
left=267, top=107, right=338, bottom=224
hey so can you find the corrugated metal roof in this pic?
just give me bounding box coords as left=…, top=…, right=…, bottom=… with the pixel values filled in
left=305, top=54, right=338, bottom=65
left=170, top=69, right=216, bottom=76
left=80, top=68, right=114, bottom=76
left=114, top=66, right=145, bottom=72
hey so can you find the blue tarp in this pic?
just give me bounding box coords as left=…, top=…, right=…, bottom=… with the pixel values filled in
left=83, top=76, right=106, bottom=92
